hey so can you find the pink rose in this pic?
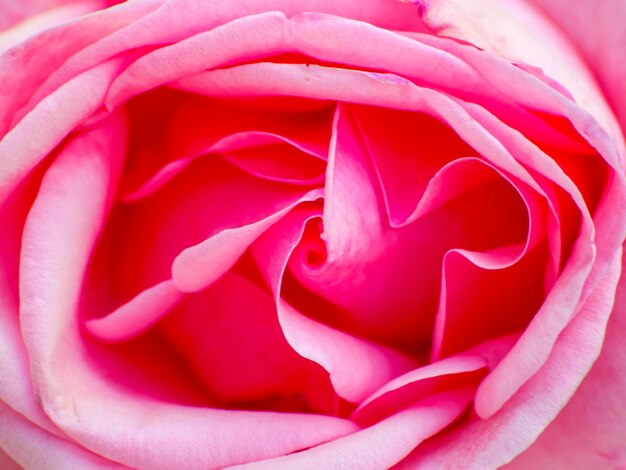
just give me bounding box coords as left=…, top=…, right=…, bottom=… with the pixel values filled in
left=1, top=0, right=625, bottom=468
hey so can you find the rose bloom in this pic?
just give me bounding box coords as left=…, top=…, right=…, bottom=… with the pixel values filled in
left=0, top=0, right=625, bottom=468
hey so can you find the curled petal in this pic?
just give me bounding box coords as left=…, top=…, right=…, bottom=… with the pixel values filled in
left=399, top=249, right=623, bottom=469
left=0, top=401, right=124, bottom=470
left=505, top=251, right=626, bottom=469
left=86, top=280, right=184, bottom=342
left=171, top=188, right=323, bottom=293
left=0, top=0, right=159, bottom=135
left=0, top=58, right=127, bottom=205
left=528, top=0, right=626, bottom=162
left=253, top=204, right=419, bottom=404
left=236, top=390, right=473, bottom=470
left=18, top=110, right=356, bottom=469
left=415, top=0, right=622, bottom=148
left=352, top=355, right=487, bottom=426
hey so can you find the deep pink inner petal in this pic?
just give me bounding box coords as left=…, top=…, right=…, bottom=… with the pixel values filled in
left=433, top=243, right=548, bottom=360
left=291, top=104, right=531, bottom=355
left=158, top=270, right=336, bottom=413
left=14, top=108, right=356, bottom=470
left=119, top=88, right=332, bottom=198
left=81, top=89, right=339, bottom=412
left=251, top=203, right=420, bottom=405
left=87, top=155, right=315, bottom=313
left=222, top=141, right=326, bottom=185
left=352, top=104, right=475, bottom=226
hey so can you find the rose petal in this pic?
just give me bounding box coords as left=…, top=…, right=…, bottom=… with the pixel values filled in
left=398, top=248, right=623, bottom=469
left=298, top=104, right=534, bottom=354
left=422, top=33, right=623, bottom=173
left=432, top=242, right=547, bottom=360
left=88, top=152, right=321, bottom=332
left=192, top=65, right=542, bottom=352
left=276, top=298, right=419, bottom=404
left=463, top=101, right=626, bottom=418
left=120, top=90, right=331, bottom=197
left=0, top=57, right=127, bottom=205
left=105, top=10, right=443, bottom=109
left=0, top=166, right=59, bottom=433
left=0, top=305, right=59, bottom=434
left=165, top=11, right=611, bottom=168
left=173, top=61, right=592, bottom=209
left=222, top=141, right=325, bottom=186
left=235, top=390, right=473, bottom=470
left=0, top=1, right=106, bottom=54
left=19, top=111, right=356, bottom=469
left=106, top=10, right=484, bottom=111
left=171, top=188, right=323, bottom=293
left=350, top=105, right=474, bottom=226
left=86, top=280, right=184, bottom=342
left=159, top=271, right=334, bottom=410
left=352, top=335, right=518, bottom=429
left=31, top=0, right=425, bottom=116
left=252, top=203, right=419, bottom=404
left=19, top=112, right=126, bottom=383
left=123, top=128, right=326, bottom=201
left=352, top=355, right=487, bottom=426
left=291, top=100, right=441, bottom=349
left=528, top=0, right=626, bottom=164
left=0, top=401, right=123, bottom=469
left=505, top=249, right=626, bottom=469
left=123, top=57, right=624, bottom=415
left=0, top=0, right=158, bottom=135
left=415, top=0, right=623, bottom=151
left=0, top=446, right=20, bottom=470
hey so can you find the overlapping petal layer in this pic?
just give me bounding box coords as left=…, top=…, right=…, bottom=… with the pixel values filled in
left=0, top=1, right=624, bottom=468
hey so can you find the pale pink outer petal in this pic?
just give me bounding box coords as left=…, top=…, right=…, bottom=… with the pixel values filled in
left=0, top=1, right=105, bottom=53
left=18, top=114, right=356, bottom=469
left=0, top=0, right=159, bottom=136
left=0, top=401, right=125, bottom=470
left=0, top=57, right=127, bottom=203
left=0, top=0, right=102, bottom=30
left=398, top=248, right=623, bottom=469
left=417, top=0, right=625, bottom=159
left=25, top=0, right=426, bottom=119
left=0, top=15, right=131, bottom=436
left=234, top=391, right=473, bottom=470
left=505, top=248, right=626, bottom=469
left=528, top=0, right=626, bottom=163
left=0, top=297, right=59, bottom=434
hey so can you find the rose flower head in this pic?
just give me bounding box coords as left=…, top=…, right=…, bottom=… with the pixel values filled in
left=0, top=0, right=625, bottom=469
